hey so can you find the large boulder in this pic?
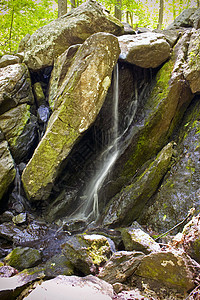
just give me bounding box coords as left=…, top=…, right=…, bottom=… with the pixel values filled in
left=0, top=64, right=34, bottom=115
left=167, top=8, right=200, bottom=30
left=0, top=104, right=37, bottom=163
left=118, top=32, right=171, bottom=68
left=184, top=29, right=200, bottom=93
left=0, top=55, right=21, bottom=68
left=102, top=142, right=175, bottom=227
left=22, top=32, right=120, bottom=201
left=21, top=0, right=124, bottom=70
left=0, top=141, right=16, bottom=203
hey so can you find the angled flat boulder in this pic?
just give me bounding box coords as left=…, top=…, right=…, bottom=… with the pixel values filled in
left=118, top=32, right=171, bottom=68
left=22, top=32, right=120, bottom=201
left=22, top=0, right=123, bottom=70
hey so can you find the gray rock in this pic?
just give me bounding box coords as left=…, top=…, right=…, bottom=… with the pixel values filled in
left=98, top=250, right=144, bottom=284
left=118, top=32, right=171, bottom=68
left=184, top=29, right=200, bottom=93
left=62, top=234, right=112, bottom=275
left=22, top=0, right=123, bottom=70
left=22, top=32, right=120, bottom=201
left=4, top=247, right=41, bottom=271
left=24, top=275, right=114, bottom=300
left=12, top=213, right=27, bottom=225
left=153, top=29, right=179, bottom=47
left=33, top=82, right=45, bottom=106
left=167, top=8, right=199, bottom=30
left=0, top=55, right=20, bottom=68
left=120, top=222, right=160, bottom=254
left=122, top=22, right=135, bottom=34
left=103, top=143, right=175, bottom=227
left=0, top=63, right=34, bottom=115
left=0, top=141, right=16, bottom=203
left=135, top=250, right=194, bottom=292
left=0, top=104, right=37, bottom=163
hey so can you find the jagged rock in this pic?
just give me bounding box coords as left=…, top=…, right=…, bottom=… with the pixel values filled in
left=153, top=29, right=179, bottom=47
left=98, top=251, right=144, bottom=284
left=122, top=22, right=135, bottom=34
left=0, top=63, right=34, bottom=115
left=4, top=247, right=41, bottom=271
left=22, top=32, right=120, bottom=201
left=62, top=234, right=112, bottom=275
left=33, top=82, right=45, bottom=106
left=135, top=250, right=194, bottom=292
left=184, top=29, right=200, bottom=93
left=0, top=265, right=18, bottom=278
left=24, top=275, right=114, bottom=300
left=0, top=104, right=37, bottom=163
left=0, top=55, right=21, bottom=68
left=183, top=214, right=200, bottom=263
left=102, top=142, right=175, bottom=227
left=120, top=222, right=160, bottom=254
left=22, top=0, right=123, bottom=70
left=138, top=96, right=200, bottom=233
left=48, top=44, right=80, bottom=110
left=12, top=213, right=27, bottom=225
left=118, top=32, right=171, bottom=68
left=0, top=141, right=16, bottom=203
left=167, top=8, right=200, bottom=30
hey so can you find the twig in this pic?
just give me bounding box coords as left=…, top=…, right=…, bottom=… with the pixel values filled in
left=155, top=208, right=195, bottom=241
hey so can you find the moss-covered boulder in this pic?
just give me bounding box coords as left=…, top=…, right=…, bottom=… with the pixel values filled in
left=135, top=251, right=194, bottom=292
left=120, top=222, right=160, bottom=254
left=102, top=142, right=175, bottom=227
left=22, top=32, right=120, bottom=201
left=0, top=140, right=16, bottom=203
left=4, top=247, right=41, bottom=271
left=0, top=55, right=21, bottom=68
left=62, top=234, right=112, bottom=275
left=22, top=0, right=123, bottom=70
left=0, top=104, right=37, bottom=163
left=0, top=63, right=34, bottom=115
left=184, top=29, right=200, bottom=93
left=118, top=32, right=171, bottom=68
left=183, top=214, right=200, bottom=263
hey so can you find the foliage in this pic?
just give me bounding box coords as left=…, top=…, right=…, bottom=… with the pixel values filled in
left=0, top=0, right=57, bottom=56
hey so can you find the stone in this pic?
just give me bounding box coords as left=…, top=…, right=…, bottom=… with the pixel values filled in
left=0, top=55, right=20, bottom=68
left=0, top=104, right=37, bottom=163
left=0, top=63, right=34, bottom=115
left=62, top=234, right=112, bottom=275
left=138, top=96, right=200, bottom=233
left=0, top=141, right=16, bottom=203
left=167, top=8, right=199, bottom=29
left=22, top=0, right=124, bottom=70
left=118, top=32, right=171, bottom=68
left=135, top=251, right=194, bottom=292
left=98, top=251, right=144, bottom=284
left=120, top=222, right=160, bottom=254
left=4, top=247, right=41, bottom=271
left=102, top=142, right=175, bottom=227
left=190, top=8, right=200, bottom=29
left=122, top=22, right=135, bottom=34
left=0, top=265, right=18, bottom=278
left=24, top=275, right=114, bottom=300
left=184, top=29, right=200, bottom=93
left=22, top=32, right=120, bottom=201
left=183, top=214, right=200, bottom=263
left=33, top=82, right=45, bottom=106
left=12, top=213, right=27, bottom=225
left=153, top=29, right=179, bottom=47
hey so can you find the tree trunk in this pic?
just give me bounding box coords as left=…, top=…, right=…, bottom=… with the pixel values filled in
left=157, top=0, right=164, bottom=29
left=58, top=0, right=68, bottom=18
left=9, top=6, right=14, bottom=53
left=70, top=0, right=76, bottom=9
left=114, top=0, right=122, bottom=21
left=172, top=0, right=176, bottom=19
left=197, top=0, right=200, bottom=7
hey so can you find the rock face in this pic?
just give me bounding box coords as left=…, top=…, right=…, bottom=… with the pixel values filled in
left=0, top=55, right=21, bottom=68
left=135, top=251, right=194, bottom=292
left=22, top=32, right=120, bottom=201
left=22, top=0, right=124, bottom=70
left=0, top=63, right=34, bottom=115
left=24, top=275, right=114, bottom=300
left=184, top=29, right=200, bottom=93
left=118, top=32, right=171, bottom=68
left=102, top=142, right=175, bottom=227
left=0, top=141, right=16, bottom=202
left=167, top=8, right=200, bottom=29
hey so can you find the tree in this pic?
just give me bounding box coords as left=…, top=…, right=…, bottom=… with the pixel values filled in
left=114, top=0, right=122, bottom=21
left=58, top=0, right=68, bottom=17
left=157, top=0, right=164, bottom=29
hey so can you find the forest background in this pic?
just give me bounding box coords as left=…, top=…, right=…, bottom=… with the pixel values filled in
left=0, top=0, right=199, bottom=56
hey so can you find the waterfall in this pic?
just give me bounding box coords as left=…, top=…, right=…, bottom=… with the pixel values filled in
left=69, top=64, right=120, bottom=222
